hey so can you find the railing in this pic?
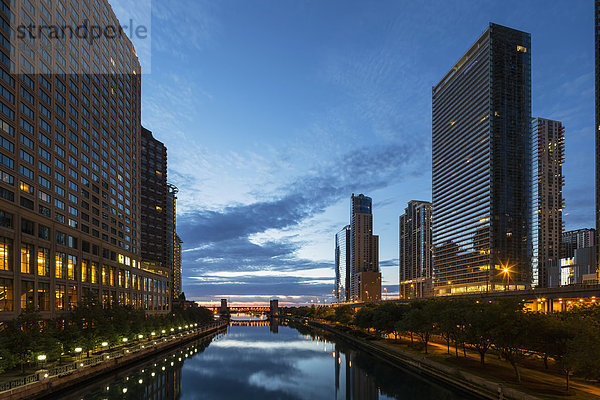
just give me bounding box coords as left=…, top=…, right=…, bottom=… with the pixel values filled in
left=0, top=321, right=227, bottom=394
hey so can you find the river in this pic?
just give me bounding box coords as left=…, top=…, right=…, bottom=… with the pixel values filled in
left=47, top=318, right=477, bottom=399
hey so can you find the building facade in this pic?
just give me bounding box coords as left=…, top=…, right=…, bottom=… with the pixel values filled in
left=432, top=23, right=532, bottom=296
left=399, top=200, right=432, bottom=299
left=349, top=194, right=380, bottom=302
left=531, top=118, right=564, bottom=288
left=595, top=0, right=600, bottom=279
left=140, top=127, right=168, bottom=269
left=0, top=0, right=170, bottom=320
left=335, top=225, right=350, bottom=302
left=174, top=233, right=182, bottom=296
left=167, top=183, right=180, bottom=297
left=561, top=229, right=597, bottom=285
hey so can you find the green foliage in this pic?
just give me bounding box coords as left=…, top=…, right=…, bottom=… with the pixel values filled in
left=287, top=298, right=600, bottom=385
left=0, top=300, right=215, bottom=374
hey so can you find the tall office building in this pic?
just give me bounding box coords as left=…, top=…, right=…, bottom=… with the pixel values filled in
left=531, top=118, right=564, bottom=288
left=0, top=0, right=170, bottom=320
left=399, top=200, right=432, bottom=299
left=432, top=23, right=531, bottom=296
left=335, top=225, right=350, bottom=302
left=594, top=0, right=600, bottom=272
left=349, top=194, right=380, bottom=302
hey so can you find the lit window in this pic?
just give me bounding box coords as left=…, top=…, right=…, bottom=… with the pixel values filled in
left=517, top=45, right=527, bottom=53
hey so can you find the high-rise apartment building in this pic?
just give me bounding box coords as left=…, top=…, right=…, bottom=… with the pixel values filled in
left=531, top=118, right=564, bottom=288
left=335, top=225, right=350, bottom=302
left=432, top=23, right=531, bottom=296
left=0, top=0, right=170, bottom=320
left=349, top=194, right=380, bottom=302
left=595, top=1, right=600, bottom=275
left=174, top=233, right=182, bottom=296
left=140, top=128, right=168, bottom=270
left=167, top=183, right=180, bottom=297
left=399, top=200, right=432, bottom=299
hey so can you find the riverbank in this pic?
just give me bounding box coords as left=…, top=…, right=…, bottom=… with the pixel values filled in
left=0, top=320, right=227, bottom=400
left=304, top=319, right=542, bottom=400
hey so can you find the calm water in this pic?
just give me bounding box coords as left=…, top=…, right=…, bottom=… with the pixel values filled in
left=49, top=319, right=475, bottom=400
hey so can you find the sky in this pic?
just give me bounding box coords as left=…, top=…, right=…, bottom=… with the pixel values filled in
left=115, top=0, right=595, bottom=305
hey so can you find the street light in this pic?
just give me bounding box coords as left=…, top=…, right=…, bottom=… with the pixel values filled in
left=37, top=355, right=46, bottom=361
left=101, top=342, right=108, bottom=347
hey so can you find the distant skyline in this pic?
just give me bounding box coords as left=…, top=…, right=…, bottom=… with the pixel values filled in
left=115, top=1, right=595, bottom=304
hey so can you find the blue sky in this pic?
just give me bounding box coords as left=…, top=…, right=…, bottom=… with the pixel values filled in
left=116, top=0, right=594, bottom=305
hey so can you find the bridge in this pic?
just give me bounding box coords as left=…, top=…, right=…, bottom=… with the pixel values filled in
left=206, top=305, right=270, bottom=313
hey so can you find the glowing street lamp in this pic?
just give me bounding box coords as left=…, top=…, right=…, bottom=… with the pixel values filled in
left=122, top=338, right=128, bottom=343
left=101, top=342, right=109, bottom=347
left=37, top=354, right=46, bottom=361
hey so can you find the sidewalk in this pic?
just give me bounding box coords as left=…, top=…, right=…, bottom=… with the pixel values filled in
left=382, top=334, right=600, bottom=400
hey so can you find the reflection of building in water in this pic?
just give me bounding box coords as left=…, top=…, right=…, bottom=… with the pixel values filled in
left=269, top=318, right=279, bottom=334
left=334, top=346, right=378, bottom=400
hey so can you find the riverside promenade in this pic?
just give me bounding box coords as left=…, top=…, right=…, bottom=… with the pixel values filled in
left=0, top=320, right=228, bottom=400
left=305, top=319, right=541, bottom=400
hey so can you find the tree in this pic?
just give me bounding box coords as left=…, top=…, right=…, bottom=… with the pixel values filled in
left=332, top=306, right=355, bottom=324
left=353, top=305, right=377, bottom=331
left=463, top=300, right=500, bottom=365
left=493, top=310, right=532, bottom=383
left=400, top=301, right=436, bottom=353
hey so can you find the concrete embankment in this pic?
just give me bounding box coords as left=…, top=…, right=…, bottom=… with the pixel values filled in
left=306, top=319, right=542, bottom=400
left=0, top=321, right=228, bottom=400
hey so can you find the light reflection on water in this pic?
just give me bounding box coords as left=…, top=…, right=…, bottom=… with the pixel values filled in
left=48, top=319, right=471, bottom=400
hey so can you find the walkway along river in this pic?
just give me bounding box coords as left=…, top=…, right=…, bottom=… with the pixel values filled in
left=42, top=318, right=478, bottom=399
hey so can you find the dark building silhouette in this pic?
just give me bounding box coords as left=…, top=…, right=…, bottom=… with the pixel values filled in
left=432, top=23, right=532, bottom=296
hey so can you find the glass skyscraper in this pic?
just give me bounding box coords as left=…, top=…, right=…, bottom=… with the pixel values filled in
left=335, top=225, right=350, bottom=302
left=432, top=23, right=532, bottom=296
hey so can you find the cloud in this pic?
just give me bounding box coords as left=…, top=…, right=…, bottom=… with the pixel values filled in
left=179, top=141, right=425, bottom=300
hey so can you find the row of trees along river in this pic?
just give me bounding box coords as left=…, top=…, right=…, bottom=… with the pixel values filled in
left=287, top=298, right=600, bottom=390
left=0, top=293, right=214, bottom=374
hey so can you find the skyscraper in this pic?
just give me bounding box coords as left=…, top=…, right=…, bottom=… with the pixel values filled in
left=174, top=233, right=182, bottom=296
left=595, top=1, right=600, bottom=277
left=399, top=200, right=432, bottom=299
left=432, top=23, right=532, bottom=296
left=0, top=0, right=171, bottom=320
left=531, top=118, right=564, bottom=288
left=167, top=184, right=180, bottom=297
left=140, top=127, right=168, bottom=272
left=349, top=194, right=380, bottom=302
left=335, top=225, right=350, bottom=302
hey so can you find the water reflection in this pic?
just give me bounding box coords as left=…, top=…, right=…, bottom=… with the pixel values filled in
left=47, top=319, right=470, bottom=400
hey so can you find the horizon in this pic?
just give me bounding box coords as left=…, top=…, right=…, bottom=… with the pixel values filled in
left=113, top=0, right=596, bottom=305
